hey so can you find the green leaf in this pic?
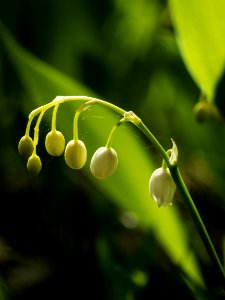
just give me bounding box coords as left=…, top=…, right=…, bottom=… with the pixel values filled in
left=0, top=20, right=205, bottom=289
left=169, top=0, right=225, bottom=100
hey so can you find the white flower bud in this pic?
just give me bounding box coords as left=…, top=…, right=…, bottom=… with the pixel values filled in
left=149, top=167, right=176, bottom=207
left=90, top=147, right=118, bottom=179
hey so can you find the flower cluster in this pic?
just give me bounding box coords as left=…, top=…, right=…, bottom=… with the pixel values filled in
left=18, top=99, right=120, bottom=180
left=18, top=96, right=178, bottom=207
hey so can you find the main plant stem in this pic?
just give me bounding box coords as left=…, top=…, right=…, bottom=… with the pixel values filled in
left=138, top=120, right=225, bottom=289
left=28, top=96, right=225, bottom=288
left=171, top=167, right=225, bottom=288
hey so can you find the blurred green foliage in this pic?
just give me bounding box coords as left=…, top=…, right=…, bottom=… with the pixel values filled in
left=0, top=0, right=225, bottom=299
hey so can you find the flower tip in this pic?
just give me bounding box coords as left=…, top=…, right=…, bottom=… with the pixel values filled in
left=169, top=139, right=178, bottom=166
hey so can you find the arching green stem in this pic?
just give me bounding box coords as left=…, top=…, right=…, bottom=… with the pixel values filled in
left=162, top=150, right=172, bottom=170
left=137, top=121, right=171, bottom=167
left=135, top=120, right=225, bottom=288
left=25, top=117, right=33, bottom=137
left=170, top=166, right=225, bottom=289
left=106, top=118, right=126, bottom=148
left=51, top=103, right=59, bottom=132
left=24, top=95, right=225, bottom=288
left=73, top=110, right=80, bottom=141
left=32, top=108, right=47, bottom=154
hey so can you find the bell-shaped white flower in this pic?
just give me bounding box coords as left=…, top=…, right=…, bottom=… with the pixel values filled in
left=149, top=167, right=176, bottom=207
left=90, top=146, right=118, bottom=179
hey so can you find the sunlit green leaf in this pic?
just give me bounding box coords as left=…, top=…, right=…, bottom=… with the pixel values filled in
left=0, top=20, right=205, bottom=289
left=169, top=0, right=225, bottom=100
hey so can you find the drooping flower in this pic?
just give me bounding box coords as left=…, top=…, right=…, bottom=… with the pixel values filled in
left=64, top=139, right=87, bottom=169
left=18, top=136, right=34, bottom=160
left=90, top=146, right=118, bottom=179
left=149, top=167, right=176, bottom=207
left=45, top=130, right=65, bottom=156
left=27, top=154, right=42, bottom=175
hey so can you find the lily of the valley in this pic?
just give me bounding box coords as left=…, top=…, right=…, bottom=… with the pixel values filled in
left=90, top=146, right=118, bottom=179
left=149, top=167, right=176, bottom=207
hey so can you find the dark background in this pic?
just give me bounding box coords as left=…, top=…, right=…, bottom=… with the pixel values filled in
left=0, top=0, right=225, bottom=299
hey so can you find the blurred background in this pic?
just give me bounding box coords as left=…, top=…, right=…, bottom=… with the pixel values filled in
left=0, top=0, right=225, bottom=299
